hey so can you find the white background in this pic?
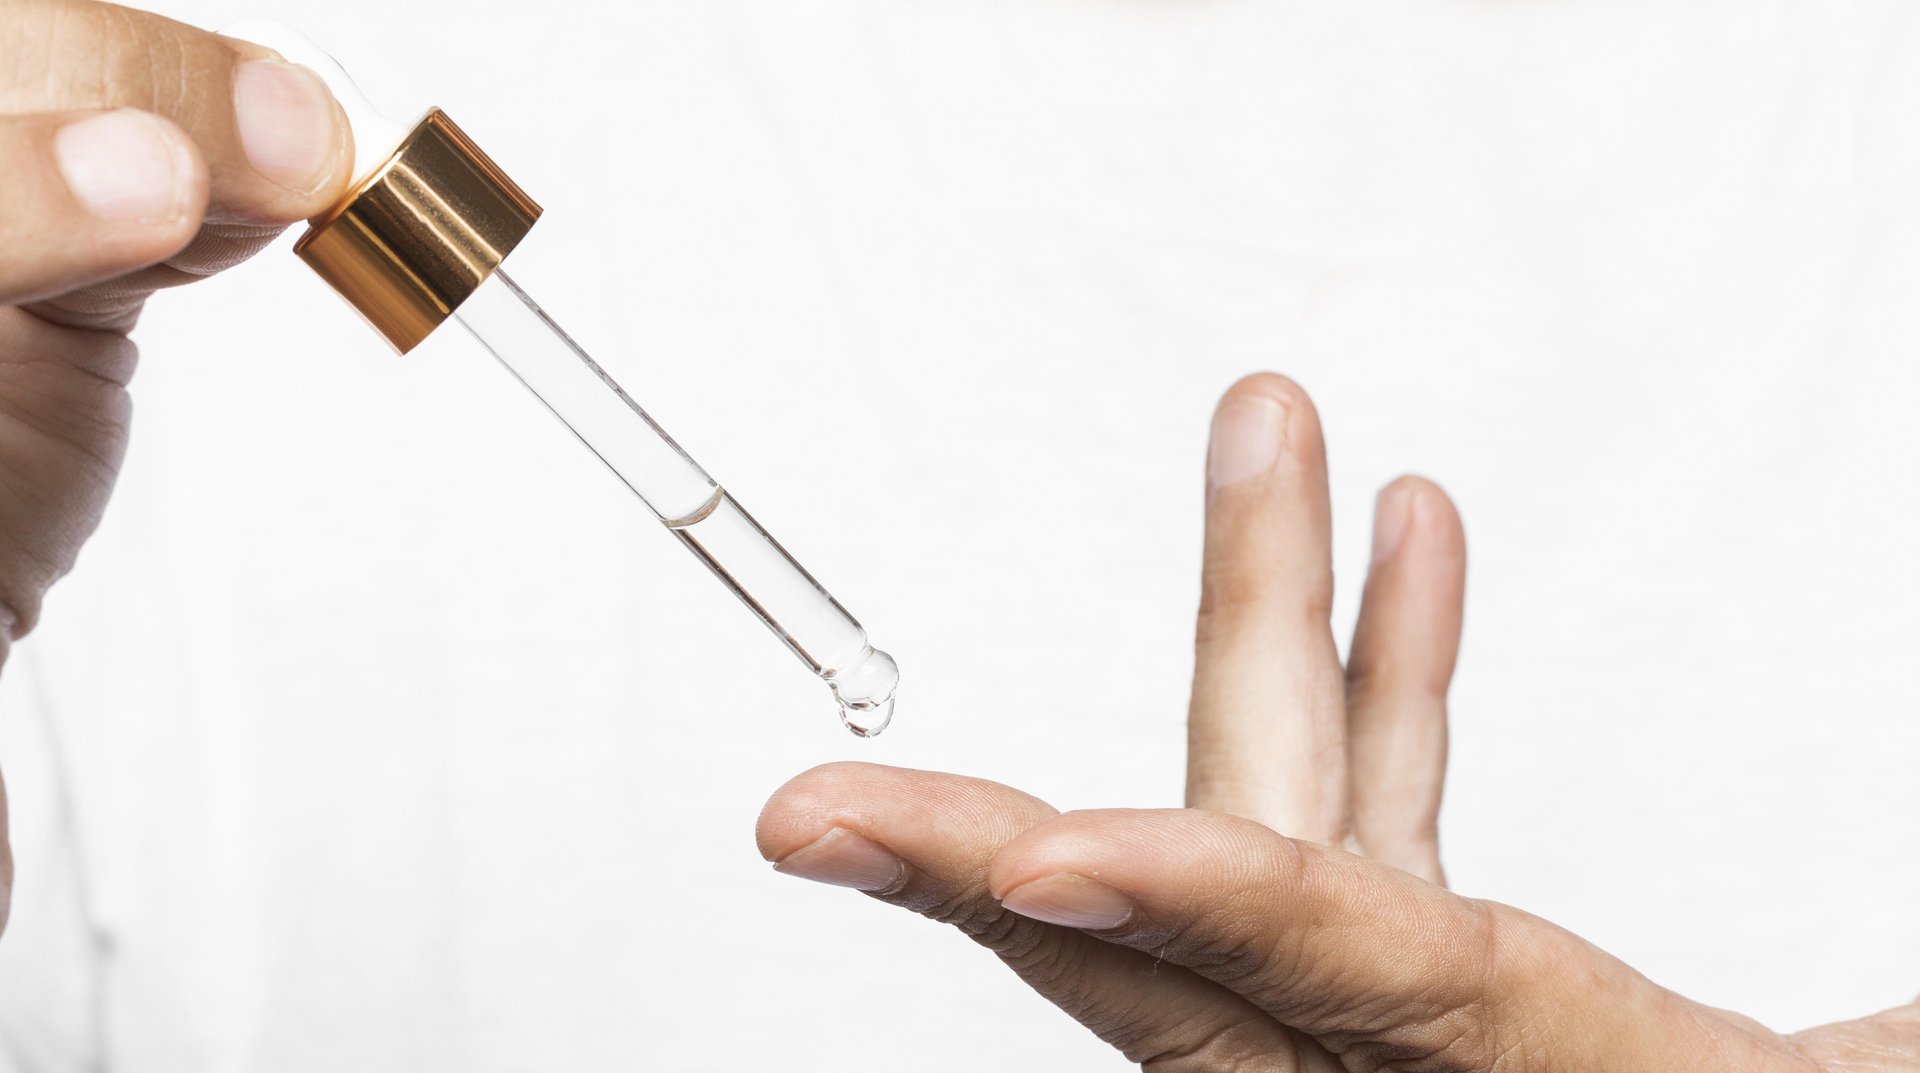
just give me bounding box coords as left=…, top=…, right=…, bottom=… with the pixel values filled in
left=3, top=1, right=1918, bottom=1070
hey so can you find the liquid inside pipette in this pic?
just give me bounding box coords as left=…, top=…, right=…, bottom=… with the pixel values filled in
left=453, top=271, right=898, bottom=736
left=663, top=487, right=898, bottom=738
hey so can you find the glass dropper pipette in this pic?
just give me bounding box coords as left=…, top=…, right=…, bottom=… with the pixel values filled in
left=455, top=270, right=900, bottom=736
left=229, top=21, right=899, bottom=736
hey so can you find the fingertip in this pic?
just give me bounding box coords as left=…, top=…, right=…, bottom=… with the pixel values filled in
left=756, top=762, right=1057, bottom=863
left=1218, top=371, right=1316, bottom=417
left=228, top=58, right=355, bottom=220
left=55, top=109, right=210, bottom=250
left=1414, top=485, right=1468, bottom=580
left=140, top=111, right=214, bottom=233
left=1393, top=475, right=1461, bottom=525
left=1371, top=479, right=1418, bottom=568
left=157, top=114, right=215, bottom=246
left=754, top=761, right=891, bottom=861
left=212, top=31, right=354, bottom=194
left=317, top=87, right=356, bottom=204
left=0, top=108, right=214, bottom=305
left=1372, top=476, right=1465, bottom=567
left=1207, top=372, right=1328, bottom=491
left=769, top=829, right=907, bottom=893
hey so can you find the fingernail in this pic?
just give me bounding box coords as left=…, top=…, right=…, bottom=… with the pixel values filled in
left=999, top=873, right=1134, bottom=931
left=55, top=110, right=187, bottom=223
left=1207, top=396, right=1286, bottom=488
left=233, top=60, right=338, bottom=192
left=1371, top=481, right=1416, bottom=566
left=773, top=829, right=904, bottom=892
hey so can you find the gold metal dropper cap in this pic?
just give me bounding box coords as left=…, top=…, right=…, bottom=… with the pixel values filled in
left=295, top=110, right=541, bottom=354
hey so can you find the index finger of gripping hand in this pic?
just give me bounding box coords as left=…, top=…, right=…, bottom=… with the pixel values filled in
left=0, top=109, right=207, bottom=307
left=0, top=0, right=352, bottom=226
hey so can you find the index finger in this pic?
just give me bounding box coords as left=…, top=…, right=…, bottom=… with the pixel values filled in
left=0, top=0, right=352, bottom=226
left=1189, top=373, right=1349, bottom=845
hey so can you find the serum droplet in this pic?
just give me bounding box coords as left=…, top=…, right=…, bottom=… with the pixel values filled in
left=828, top=646, right=899, bottom=738
left=837, top=695, right=896, bottom=738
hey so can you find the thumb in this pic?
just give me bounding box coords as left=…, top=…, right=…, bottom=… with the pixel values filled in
left=0, top=109, right=209, bottom=310
left=987, top=809, right=1805, bottom=1073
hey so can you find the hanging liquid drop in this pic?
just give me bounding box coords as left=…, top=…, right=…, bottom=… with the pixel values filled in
left=827, top=647, right=899, bottom=738
left=657, top=484, right=898, bottom=738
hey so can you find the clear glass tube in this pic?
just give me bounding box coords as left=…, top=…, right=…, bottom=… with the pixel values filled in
left=455, top=270, right=897, bottom=736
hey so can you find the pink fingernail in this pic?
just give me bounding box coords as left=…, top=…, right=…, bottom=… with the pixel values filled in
left=233, top=60, right=338, bottom=192
left=1207, top=396, right=1287, bottom=488
left=55, top=110, right=187, bottom=223
left=773, top=829, right=904, bottom=892
left=1371, top=482, right=1417, bottom=566
left=999, top=873, right=1134, bottom=931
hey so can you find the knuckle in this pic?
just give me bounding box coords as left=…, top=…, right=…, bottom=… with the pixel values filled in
left=1134, top=844, right=1315, bottom=997
left=0, top=381, right=123, bottom=636
left=925, top=893, right=1089, bottom=993
left=0, top=2, right=52, bottom=102
left=911, top=875, right=1011, bottom=935
left=1193, top=570, right=1335, bottom=650
left=1346, top=662, right=1452, bottom=710
left=0, top=561, right=46, bottom=640
left=88, top=4, right=194, bottom=115
left=1316, top=900, right=1515, bottom=1073
left=990, top=923, right=1087, bottom=993
left=161, top=222, right=280, bottom=279
left=10, top=1, right=208, bottom=119
left=934, top=891, right=1014, bottom=940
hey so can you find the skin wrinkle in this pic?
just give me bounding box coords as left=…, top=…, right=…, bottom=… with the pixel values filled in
left=1104, top=833, right=1318, bottom=1004
left=1668, top=992, right=1827, bottom=1073
left=1188, top=657, right=1350, bottom=842
left=0, top=340, right=135, bottom=417
left=1139, top=1018, right=1294, bottom=1073
left=1105, top=987, right=1260, bottom=1067
left=0, top=426, right=117, bottom=545
left=34, top=1, right=65, bottom=105
left=0, top=312, right=140, bottom=383
left=1254, top=844, right=1405, bottom=1028
left=1795, top=1010, right=1920, bottom=1072
left=25, top=190, right=304, bottom=330
left=992, top=918, right=1082, bottom=988
left=0, top=534, right=57, bottom=638
left=76, top=4, right=114, bottom=108
left=0, top=366, right=128, bottom=476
